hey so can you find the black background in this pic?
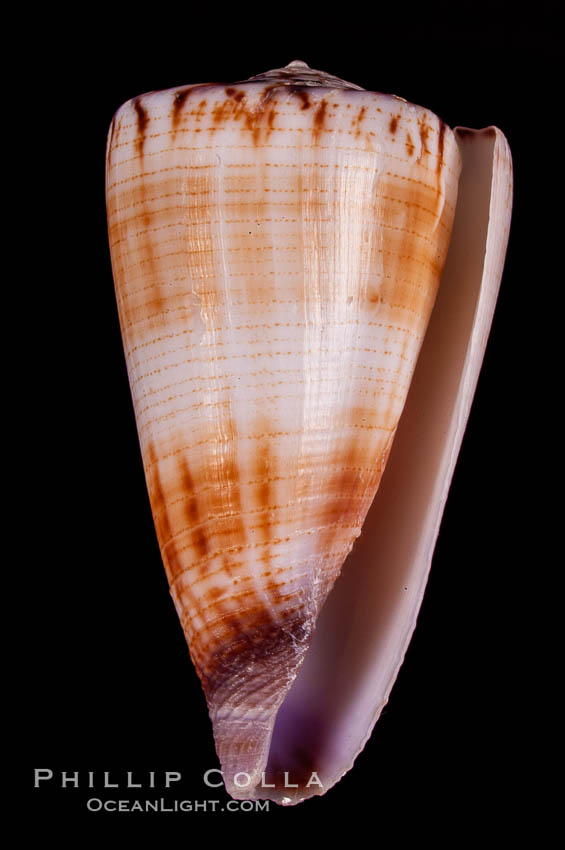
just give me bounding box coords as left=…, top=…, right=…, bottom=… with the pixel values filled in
left=15, top=5, right=554, bottom=838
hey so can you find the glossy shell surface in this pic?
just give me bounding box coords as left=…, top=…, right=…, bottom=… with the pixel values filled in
left=106, top=61, right=510, bottom=804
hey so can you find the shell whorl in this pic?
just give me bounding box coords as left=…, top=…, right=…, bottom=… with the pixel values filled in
left=106, top=66, right=461, bottom=799
left=242, top=58, right=365, bottom=90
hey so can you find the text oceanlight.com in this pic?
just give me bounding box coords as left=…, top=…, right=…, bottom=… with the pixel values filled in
left=86, top=798, right=269, bottom=813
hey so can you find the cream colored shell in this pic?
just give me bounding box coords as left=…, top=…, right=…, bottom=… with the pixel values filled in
left=106, top=61, right=510, bottom=804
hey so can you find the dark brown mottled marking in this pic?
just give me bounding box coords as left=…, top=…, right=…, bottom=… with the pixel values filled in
left=368, top=287, right=380, bottom=306
left=129, top=114, right=164, bottom=318
left=146, top=442, right=184, bottom=582
left=351, top=105, right=367, bottom=138
left=212, top=100, right=230, bottom=125
left=318, top=433, right=382, bottom=561
left=201, top=615, right=309, bottom=701
left=224, top=87, right=245, bottom=106
left=145, top=443, right=264, bottom=690
left=192, top=526, right=209, bottom=558
left=322, top=442, right=363, bottom=528
left=133, top=97, right=148, bottom=156
left=405, top=131, right=415, bottom=157
left=418, top=116, right=430, bottom=160
left=223, top=614, right=244, bottom=635
left=313, top=99, right=328, bottom=142
left=221, top=555, right=234, bottom=580
left=179, top=456, right=210, bottom=559
left=215, top=89, right=267, bottom=145
left=180, top=457, right=199, bottom=525
left=244, top=112, right=262, bottom=146
left=172, top=88, right=191, bottom=129
left=256, top=440, right=272, bottom=513
left=259, top=85, right=278, bottom=104
left=258, top=86, right=278, bottom=140
left=210, top=85, right=300, bottom=144
left=147, top=443, right=171, bottom=541
left=254, top=421, right=275, bottom=579
left=293, top=88, right=311, bottom=110
left=389, top=114, right=399, bottom=135
left=222, top=456, right=244, bottom=517
left=436, top=120, right=446, bottom=175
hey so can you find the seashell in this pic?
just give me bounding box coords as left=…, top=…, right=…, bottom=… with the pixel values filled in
left=105, top=60, right=512, bottom=805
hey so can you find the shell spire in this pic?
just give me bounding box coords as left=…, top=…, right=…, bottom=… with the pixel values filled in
left=243, top=58, right=365, bottom=90
left=106, top=63, right=511, bottom=804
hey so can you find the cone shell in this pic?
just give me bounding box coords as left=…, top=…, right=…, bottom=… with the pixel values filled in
left=106, top=61, right=466, bottom=801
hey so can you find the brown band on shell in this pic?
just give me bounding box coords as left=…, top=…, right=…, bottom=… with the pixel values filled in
left=133, top=97, right=149, bottom=157
left=312, top=99, right=328, bottom=143
left=210, top=87, right=278, bottom=146
left=315, top=436, right=379, bottom=590
left=214, top=452, right=247, bottom=560
left=291, top=88, right=311, bottom=110
left=172, top=87, right=192, bottom=136
left=351, top=105, right=367, bottom=138
left=367, top=286, right=381, bottom=308
left=202, top=613, right=311, bottom=704
left=255, top=430, right=274, bottom=541
left=418, top=115, right=431, bottom=161
left=147, top=441, right=186, bottom=583
left=179, top=456, right=210, bottom=560
left=437, top=120, right=446, bottom=176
